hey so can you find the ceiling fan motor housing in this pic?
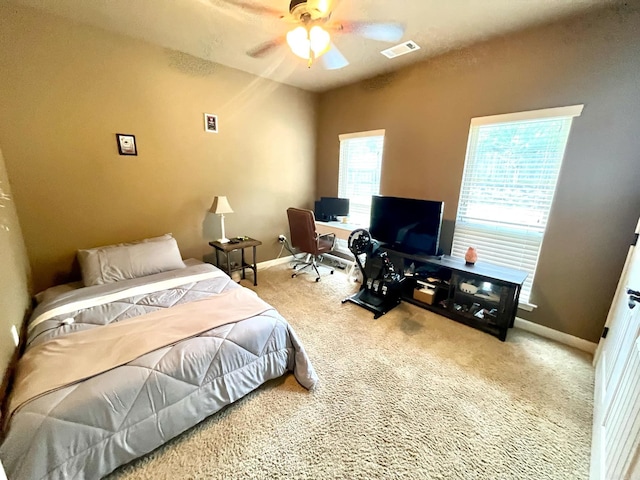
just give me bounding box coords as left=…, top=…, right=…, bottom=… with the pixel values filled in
left=289, top=0, right=327, bottom=22
left=289, top=0, right=307, bottom=11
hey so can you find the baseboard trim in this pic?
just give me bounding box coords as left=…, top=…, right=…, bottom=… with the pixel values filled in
left=515, top=317, right=597, bottom=354
left=258, top=255, right=294, bottom=270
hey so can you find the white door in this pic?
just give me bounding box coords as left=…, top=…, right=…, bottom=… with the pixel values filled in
left=591, top=217, right=640, bottom=480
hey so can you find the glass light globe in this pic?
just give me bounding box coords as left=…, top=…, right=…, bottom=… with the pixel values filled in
left=286, top=26, right=310, bottom=59
left=309, top=26, right=330, bottom=57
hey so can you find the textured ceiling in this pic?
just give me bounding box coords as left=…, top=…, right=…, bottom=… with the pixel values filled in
left=8, top=0, right=610, bottom=92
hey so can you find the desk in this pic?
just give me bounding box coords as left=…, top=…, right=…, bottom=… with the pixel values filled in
left=209, top=237, right=262, bottom=286
left=315, top=221, right=366, bottom=277
left=315, top=221, right=365, bottom=241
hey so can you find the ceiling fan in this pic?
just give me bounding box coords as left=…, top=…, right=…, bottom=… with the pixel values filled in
left=224, top=0, right=404, bottom=70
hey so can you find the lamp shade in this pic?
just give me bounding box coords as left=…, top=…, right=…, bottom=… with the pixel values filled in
left=209, top=196, right=233, bottom=214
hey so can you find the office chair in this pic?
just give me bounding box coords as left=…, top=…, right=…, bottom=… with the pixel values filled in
left=286, top=207, right=336, bottom=282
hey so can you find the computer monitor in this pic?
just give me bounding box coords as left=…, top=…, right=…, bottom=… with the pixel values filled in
left=314, top=197, right=350, bottom=221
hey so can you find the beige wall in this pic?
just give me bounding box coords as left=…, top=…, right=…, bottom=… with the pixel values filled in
left=0, top=5, right=317, bottom=293
left=0, top=146, right=31, bottom=404
left=316, top=6, right=640, bottom=342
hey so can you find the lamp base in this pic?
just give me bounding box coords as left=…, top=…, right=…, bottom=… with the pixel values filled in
left=218, top=237, right=230, bottom=244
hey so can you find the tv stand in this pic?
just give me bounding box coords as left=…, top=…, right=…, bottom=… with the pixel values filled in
left=383, top=248, right=528, bottom=341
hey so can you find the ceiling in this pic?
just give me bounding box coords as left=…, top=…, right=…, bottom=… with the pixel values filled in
left=7, top=0, right=610, bottom=92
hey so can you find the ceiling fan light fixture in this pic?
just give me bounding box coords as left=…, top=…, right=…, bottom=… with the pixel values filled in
left=286, top=25, right=331, bottom=61
left=286, top=26, right=311, bottom=59
left=309, top=25, right=330, bottom=57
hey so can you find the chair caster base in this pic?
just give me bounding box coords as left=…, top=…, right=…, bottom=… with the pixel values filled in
left=290, top=256, right=334, bottom=282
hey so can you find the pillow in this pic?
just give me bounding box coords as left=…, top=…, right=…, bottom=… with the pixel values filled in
left=78, top=234, right=186, bottom=286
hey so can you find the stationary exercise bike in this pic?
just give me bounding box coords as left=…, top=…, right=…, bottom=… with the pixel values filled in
left=341, top=229, right=404, bottom=319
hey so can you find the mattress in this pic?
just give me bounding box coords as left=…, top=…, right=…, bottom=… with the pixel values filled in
left=0, top=261, right=317, bottom=479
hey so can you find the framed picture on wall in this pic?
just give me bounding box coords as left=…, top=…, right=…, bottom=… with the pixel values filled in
left=204, top=113, right=218, bottom=133
left=116, top=133, right=137, bottom=156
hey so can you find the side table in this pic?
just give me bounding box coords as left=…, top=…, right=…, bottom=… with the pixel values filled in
left=209, top=237, right=262, bottom=286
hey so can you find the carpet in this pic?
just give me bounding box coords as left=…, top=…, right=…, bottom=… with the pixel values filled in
left=109, top=263, right=594, bottom=480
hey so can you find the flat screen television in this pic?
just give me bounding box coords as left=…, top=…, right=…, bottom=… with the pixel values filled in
left=369, top=195, right=444, bottom=256
left=314, top=197, right=350, bottom=221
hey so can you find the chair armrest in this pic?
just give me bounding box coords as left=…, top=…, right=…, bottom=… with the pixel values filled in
left=317, top=232, right=336, bottom=249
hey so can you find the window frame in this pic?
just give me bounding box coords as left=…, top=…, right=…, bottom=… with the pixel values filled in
left=452, top=105, right=584, bottom=308
left=337, top=129, right=385, bottom=227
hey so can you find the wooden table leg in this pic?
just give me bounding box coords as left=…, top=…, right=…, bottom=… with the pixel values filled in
left=253, top=245, right=258, bottom=286
left=241, top=247, right=246, bottom=280
left=226, top=252, right=232, bottom=279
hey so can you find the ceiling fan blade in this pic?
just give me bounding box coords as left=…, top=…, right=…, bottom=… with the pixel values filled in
left=247, top=37, right=285, bottom=58
left=222, top=0, right=283, bottom=17
left=321, top=43, right=349, bottom=70
left=340, top=21, right=404, bottom=43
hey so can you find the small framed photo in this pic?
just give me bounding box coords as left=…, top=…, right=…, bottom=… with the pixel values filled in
left=204, top=113, right=218, bottom=133
left=116, top=134, right=137, bottom=156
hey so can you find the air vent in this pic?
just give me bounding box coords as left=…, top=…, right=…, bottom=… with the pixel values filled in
left=381, top=40, right=421, bottom=59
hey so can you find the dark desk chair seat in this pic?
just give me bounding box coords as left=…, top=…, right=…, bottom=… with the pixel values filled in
left=286, top=207, right=336, bottom=282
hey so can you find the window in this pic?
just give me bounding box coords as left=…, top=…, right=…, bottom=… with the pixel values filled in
left=338, top=130, right=385, bottom=226
left=451, top=105, right=583, bottom=305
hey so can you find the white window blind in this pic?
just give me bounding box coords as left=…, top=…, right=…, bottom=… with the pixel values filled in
left=338, top=130, right=385, bottom=226
left=451, top=105, right=583, bottom=305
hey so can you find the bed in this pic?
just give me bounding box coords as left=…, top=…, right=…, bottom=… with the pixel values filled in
left=0, top=235, right=318, bottom=480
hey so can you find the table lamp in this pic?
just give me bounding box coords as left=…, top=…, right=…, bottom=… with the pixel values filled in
left=210, top=196, right=233, bottom=243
